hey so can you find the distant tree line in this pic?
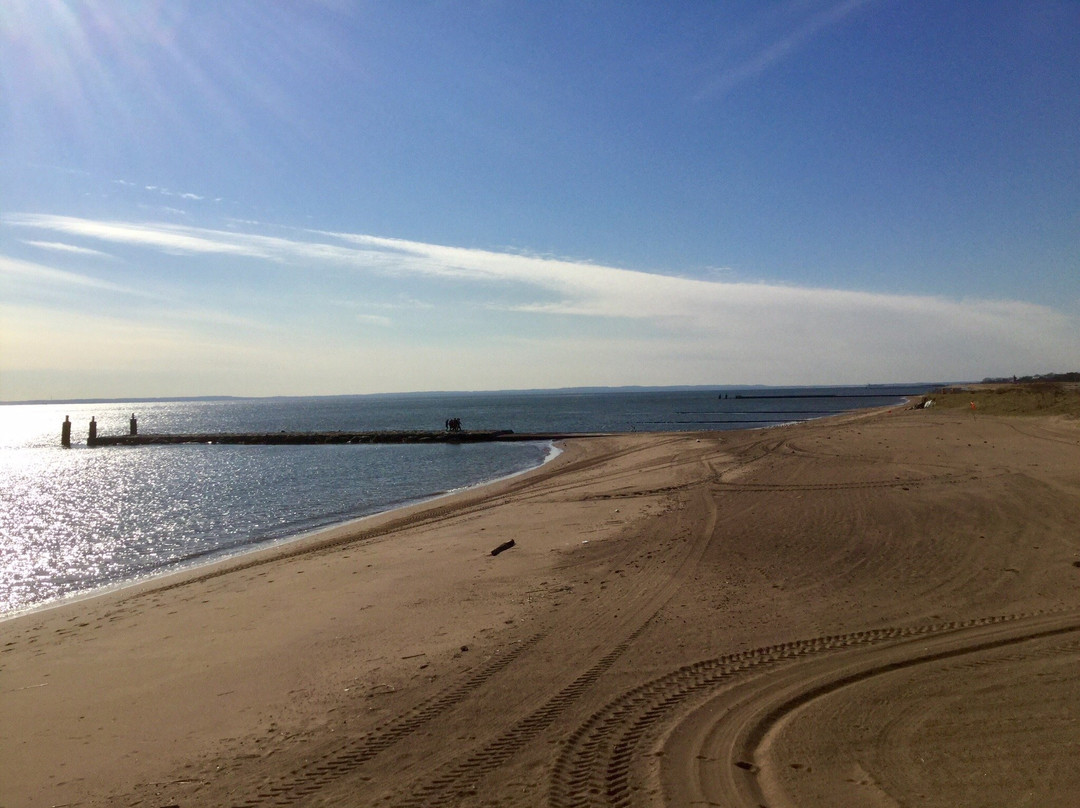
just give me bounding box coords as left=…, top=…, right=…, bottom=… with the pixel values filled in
left=981, top=372, right=1080, bottom=384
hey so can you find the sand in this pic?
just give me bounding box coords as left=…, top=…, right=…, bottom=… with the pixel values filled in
left=2, top=404, right=1079, bottom=807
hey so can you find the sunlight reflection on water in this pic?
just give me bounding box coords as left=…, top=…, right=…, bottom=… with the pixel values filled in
left=0, top=401, right=549, bottom=614
left=1, top=386, right=925, bottom=614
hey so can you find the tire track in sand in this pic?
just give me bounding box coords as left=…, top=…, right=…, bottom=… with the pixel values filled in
left=224, top=434, right=771, bottom=806
left=229, top=633, right=544, bottom=807
left=386, top=449, right=738, bottom=807
left=211, top=440, right=676, bottom=807
left=548, top=610, right=1080, bottom=808
left=220, top=436, right=743, bottom=808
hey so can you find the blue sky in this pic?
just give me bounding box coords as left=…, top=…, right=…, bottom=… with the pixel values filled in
left=1, top=1, right=1077, bottom=400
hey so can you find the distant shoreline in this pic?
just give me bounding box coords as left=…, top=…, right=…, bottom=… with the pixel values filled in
left=0, top=381, right=948, bottom=407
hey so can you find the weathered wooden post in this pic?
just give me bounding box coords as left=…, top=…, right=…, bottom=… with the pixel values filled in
left=61, top=416, right=71, bottom=448
left=88, top=416, right=97, bottom=446
left=130, top=413, right=138, bottom=436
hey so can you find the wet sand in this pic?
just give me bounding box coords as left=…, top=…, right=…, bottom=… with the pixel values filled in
left=3, top=404, right=1079, bottom=807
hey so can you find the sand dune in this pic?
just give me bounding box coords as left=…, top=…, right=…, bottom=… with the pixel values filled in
left=2, top=404, right=1079, bottom=807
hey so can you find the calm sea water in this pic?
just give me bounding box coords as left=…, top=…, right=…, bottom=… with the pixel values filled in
left=0, top=386, right=930, bottom=615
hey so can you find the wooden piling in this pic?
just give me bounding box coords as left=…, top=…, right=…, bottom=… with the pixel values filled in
left=130, top=413, right=138, bottom=436
left=61, top=416, right=71, bottom=448
left=88, top=417, right=97, bottom=446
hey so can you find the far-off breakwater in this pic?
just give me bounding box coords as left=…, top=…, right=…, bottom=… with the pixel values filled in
left=62, top=413, right=590, bottom=447
left=87, top=429, right=570, bottom=447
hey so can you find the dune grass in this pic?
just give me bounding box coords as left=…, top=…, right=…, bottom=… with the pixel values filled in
left=927, top=383, right=1080, bottom=417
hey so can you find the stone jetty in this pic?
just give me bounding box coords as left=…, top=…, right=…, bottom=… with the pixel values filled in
left=85, top=429, right=582, bottom=447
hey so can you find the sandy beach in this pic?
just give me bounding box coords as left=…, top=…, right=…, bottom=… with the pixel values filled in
left=3, top=400, right=1080, bottom=808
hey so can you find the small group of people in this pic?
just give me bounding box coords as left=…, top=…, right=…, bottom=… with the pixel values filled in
left=444, top=417, right=463, bottom=432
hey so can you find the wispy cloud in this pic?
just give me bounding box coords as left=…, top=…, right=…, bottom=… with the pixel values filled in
left=144, top=185, right=205, bottom=201
left=5, top=213, right=1077, bottom=391
left=0, top=253, right=260, bottom=330
left=0, top=254, right=139, bottom=296
left=22, top=240, right=113, bottom=258
left=114, top=178, right=206, bottom=201
left=697, top=0, right=875, bottom=98
left=7, top=214, right=279, bottom=259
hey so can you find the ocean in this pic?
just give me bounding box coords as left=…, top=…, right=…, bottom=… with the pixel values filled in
left=0, top=385, right=931, bottom=616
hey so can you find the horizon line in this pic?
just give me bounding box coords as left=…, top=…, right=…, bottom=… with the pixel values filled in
left=1, top=380, right=955, bottom=407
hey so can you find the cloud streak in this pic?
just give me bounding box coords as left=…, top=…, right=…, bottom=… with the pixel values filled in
left=22, top=240, right=114, bottom=258
left=697, top=0, right=875, bottom=98
left=7, top=214, right=280, bottom=259
left=0, top=254, right=142, bottom=296
left=4, top=213, right=1077, bottom=395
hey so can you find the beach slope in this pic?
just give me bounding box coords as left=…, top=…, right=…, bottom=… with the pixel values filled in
left=2, top=404, right=1079, bottom=807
